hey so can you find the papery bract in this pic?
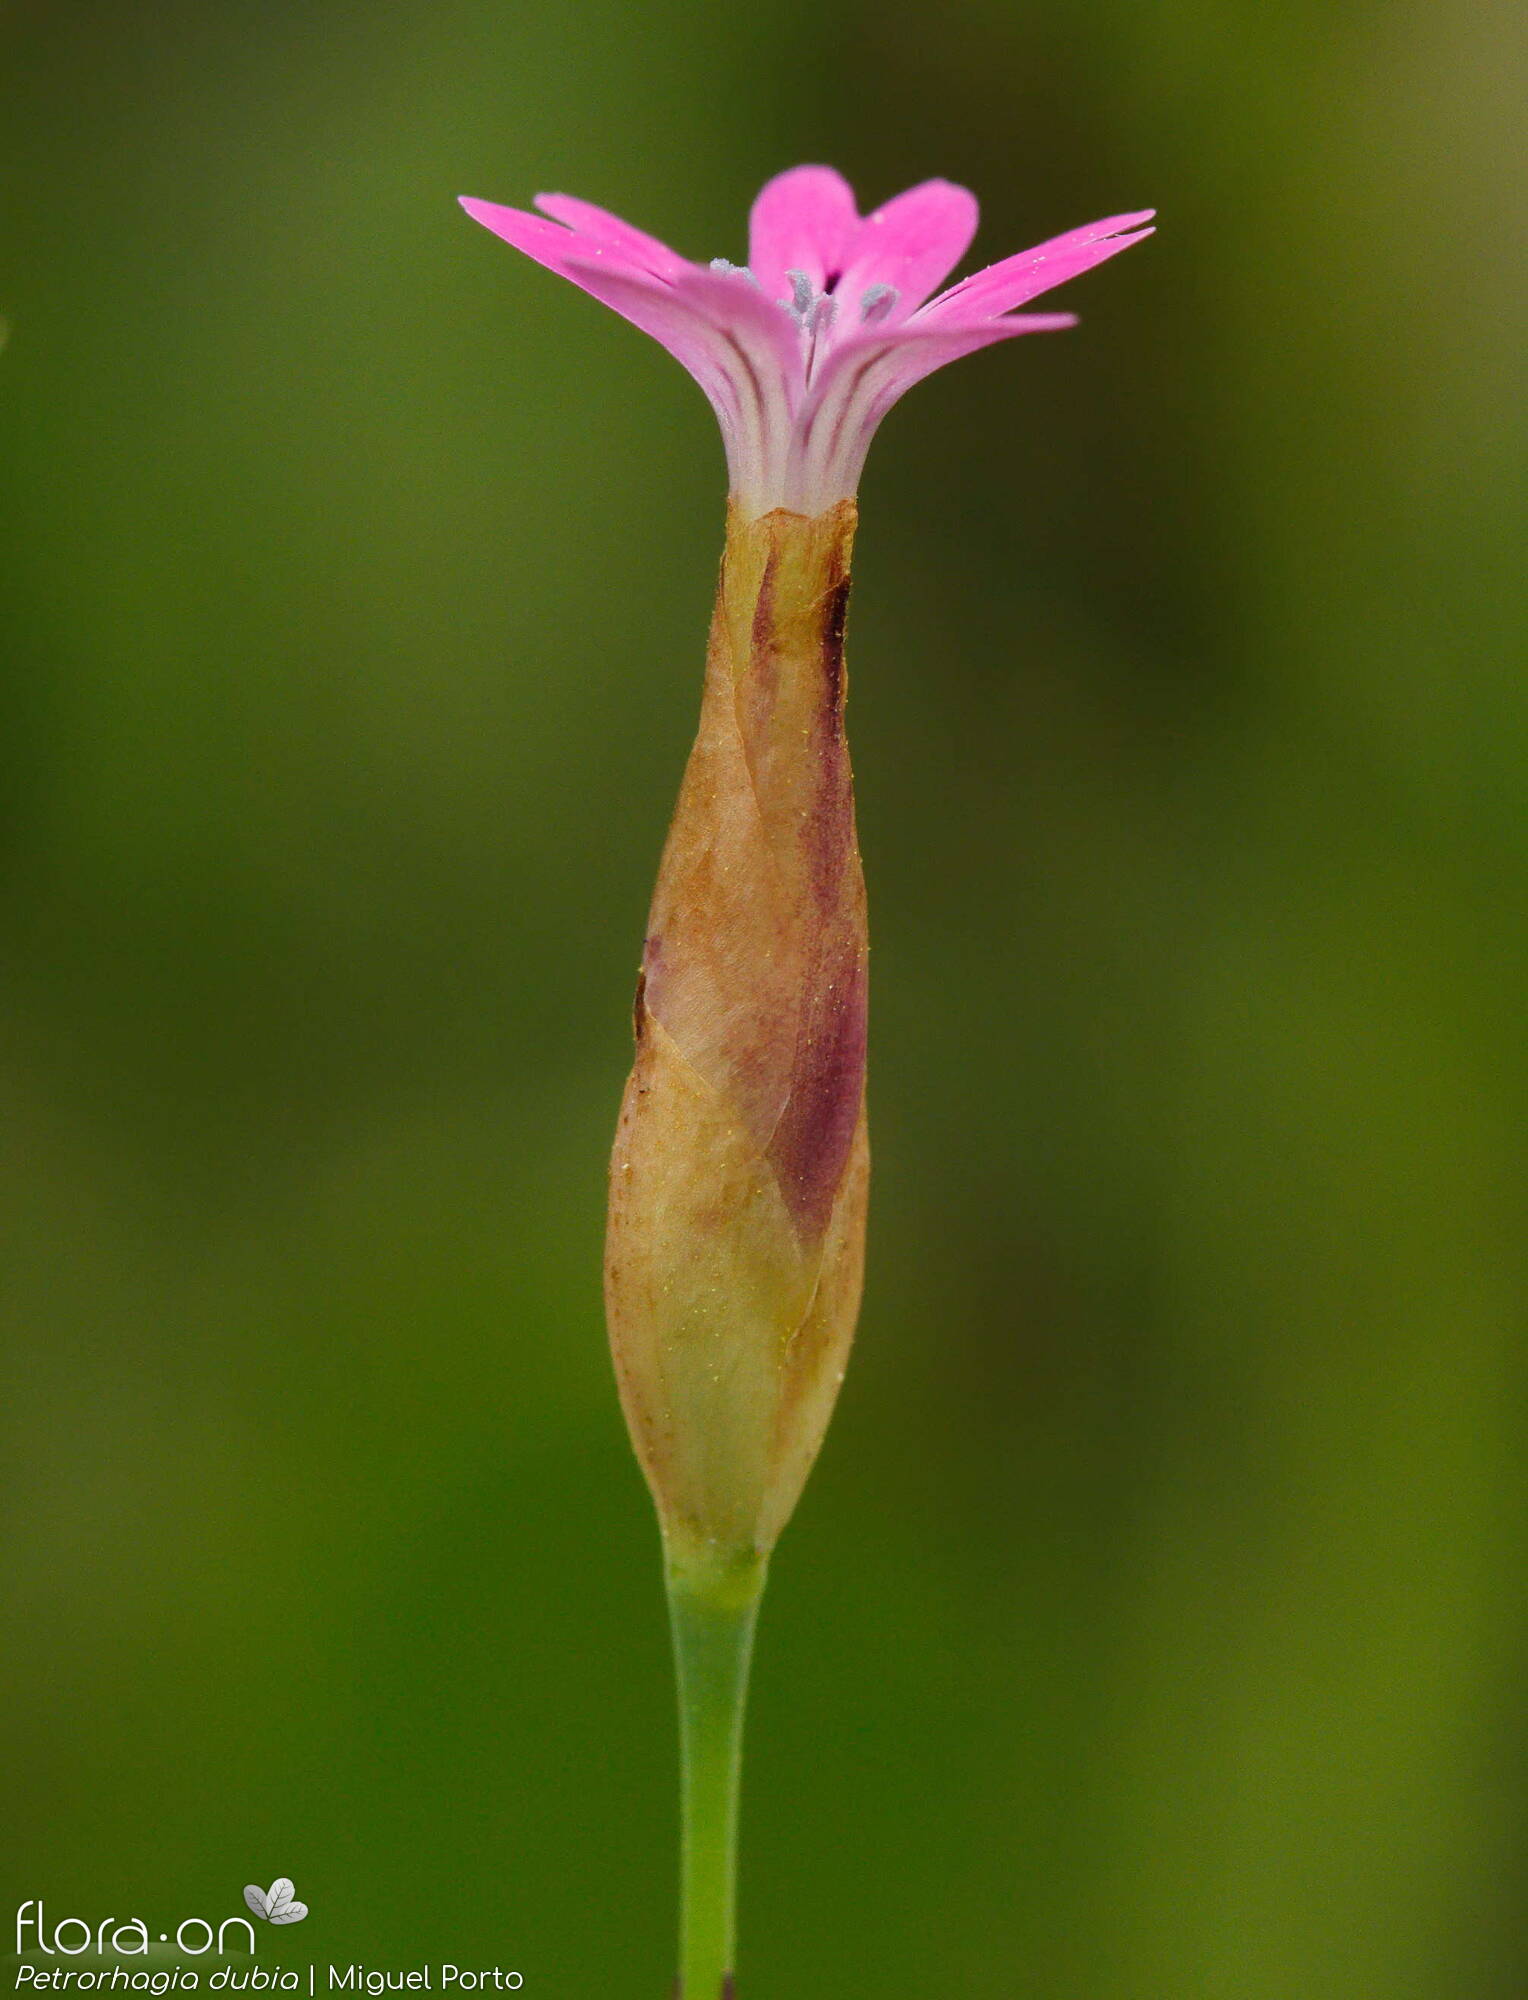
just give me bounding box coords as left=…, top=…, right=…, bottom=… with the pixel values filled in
left=606, top=498, right=868, bottom=1559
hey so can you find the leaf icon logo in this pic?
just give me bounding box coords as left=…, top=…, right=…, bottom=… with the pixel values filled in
left=243, top=1880, right=309, bottom=1925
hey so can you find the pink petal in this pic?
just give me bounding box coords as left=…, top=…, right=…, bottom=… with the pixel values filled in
left=463, top=199, right=729, bottom=406
left=549, top=258, right=799, bottom=498
left=459, top=196, right=593, bottom=274
left=799, top=314, right=1076, bottom=505
left=459, top=195, right=676, bottom=301
left=1045, top=207, right=1157, bottom=246
left=747, top=165, right=861, bottom=304
left=925, top=212, right=1155, bottom=322
left=532, top=192, right=691, bottom=281
left=460, top=195, right=715, bottom=346
left=564, top=258, right=802, bottom=391
left=834, top=179, right=980, bottom=316
left=818, top=312, right=1080, bottom=411
left=556, top=258, right=808, bottom=511
left=553, top=258, right=731, bottom=378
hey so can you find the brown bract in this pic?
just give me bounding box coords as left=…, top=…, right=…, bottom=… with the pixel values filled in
left=605, top=499, right=869, bottom=1560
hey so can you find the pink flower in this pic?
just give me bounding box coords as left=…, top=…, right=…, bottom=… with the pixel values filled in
left=460, top=166, right=1152, bottom=518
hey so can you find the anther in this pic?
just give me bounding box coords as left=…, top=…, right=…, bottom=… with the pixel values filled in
left=810, top=295, right=838, bottom=337
left=860, top=283, right=899, bottom=324
left=710, top=259, right=761, bottom=288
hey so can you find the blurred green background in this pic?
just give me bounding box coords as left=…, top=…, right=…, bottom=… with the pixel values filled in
left=2, top=0, right=1524, bottom=1994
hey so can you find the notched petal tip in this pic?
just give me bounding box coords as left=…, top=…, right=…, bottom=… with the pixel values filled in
left=531, top=191, right=691, bottom=275
left=922, top=208, right=1155, bottom=324
left=752, top=162, right=859, bottom=211
left=456, top=196, right=591, bottom=279
left=458, top=193, right=546, bottom=235
left=868, top=174, right=979, bottom=230
left=836, top=176, right=980, bottom=315
left=748, top=164, right=862, bottom=299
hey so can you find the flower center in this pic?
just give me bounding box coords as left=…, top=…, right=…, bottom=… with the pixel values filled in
left=711, top=259, right=901, bottom=332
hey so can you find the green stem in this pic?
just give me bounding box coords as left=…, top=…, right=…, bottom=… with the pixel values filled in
left=665, top=1542, right=768, bottom=2000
